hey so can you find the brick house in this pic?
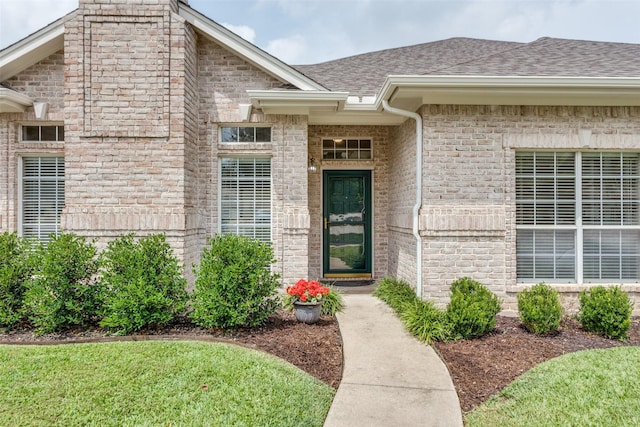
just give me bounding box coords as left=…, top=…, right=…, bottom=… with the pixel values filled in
left=2, top=0, right=640, bottom=313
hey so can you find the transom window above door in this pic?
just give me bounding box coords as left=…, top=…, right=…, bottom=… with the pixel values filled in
left=220, top=126, right=271, bottom=143
left=322, top=138, right=372, bottom=160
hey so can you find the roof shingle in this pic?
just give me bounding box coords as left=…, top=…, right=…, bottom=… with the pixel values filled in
left=295, top=37, right=640, bottom=96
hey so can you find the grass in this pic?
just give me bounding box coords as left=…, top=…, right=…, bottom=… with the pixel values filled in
left=465, top=346, right=640, bottom=427
left=0, top=341, right=335, bottom=426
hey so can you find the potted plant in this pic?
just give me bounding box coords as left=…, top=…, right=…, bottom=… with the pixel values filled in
left=285, top=279, right=330, bottom=324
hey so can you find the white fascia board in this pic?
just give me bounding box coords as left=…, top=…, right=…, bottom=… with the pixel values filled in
left=179, top=5, right=325, bottom=91
left=0, top=17, right=67, bottom=81
left=0, top=88, right=33, bottom=113
left=247, top=90, right=349, bottom=112
left=378, top=75, right=640, bottom=107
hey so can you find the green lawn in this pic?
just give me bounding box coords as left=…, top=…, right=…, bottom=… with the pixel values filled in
left=465, top=346, right=640, bottom=427
left=0, top=341, right=334, bottom=426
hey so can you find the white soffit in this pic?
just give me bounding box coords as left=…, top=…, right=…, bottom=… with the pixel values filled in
left=0, top=88, right=33, bottom=113
left=0, top=17, right=67, bottom=82
left=179, top=5, right=325, bottom=91
left=247, top=90, right=404, bottom=124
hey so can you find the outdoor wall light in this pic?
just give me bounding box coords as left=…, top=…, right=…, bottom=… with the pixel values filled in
left=308, top=157, right=318, bottom=173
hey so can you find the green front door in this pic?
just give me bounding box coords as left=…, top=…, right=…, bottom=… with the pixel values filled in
left=323, top=170, right=372, bottom=277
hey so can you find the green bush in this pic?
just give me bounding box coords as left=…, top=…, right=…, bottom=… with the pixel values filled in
left=373, top=277, right=419, bottom=314
left=446, top=277, right=501, bottom=340
left=320, top=288, right=345, bottom=316
left=99, top=234, right=188, bottom=334
left=24, top=233, right=101, bottom=334
left=0, top=232, right=35, bottom=329
left=190, top=234, right=280, bottom=329
left=400, top=299, right=451, bottom=344
left=517, top=283, right=563, bottom=335
left=578, top=286, right=632, bottom=341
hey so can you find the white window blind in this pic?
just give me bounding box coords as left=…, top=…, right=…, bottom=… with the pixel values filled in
left=516, top=152, right=640, bottom=283
left=220, top=157, right=271, bottom=242
left=22, top=157, right=65, bottom=241
left=582, top=153, right=640, bottom=280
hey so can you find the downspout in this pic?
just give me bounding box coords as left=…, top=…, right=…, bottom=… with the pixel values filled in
left=382, top=100, right=423, bottom=298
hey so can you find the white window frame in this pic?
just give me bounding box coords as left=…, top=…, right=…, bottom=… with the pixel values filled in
left=219, top=126, right=271, bottom=144
left=20, top=124, right=65, bottom=142
left=19, top=155, right=65, bottom=241
left=516, top=151, right=640, bottom=284
left=322, top=138, right=373, bottom=160
left=218, top=156, right=272, bottom=242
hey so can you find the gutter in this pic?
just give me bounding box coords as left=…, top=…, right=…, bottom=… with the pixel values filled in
left=382, top=100, right=423, bottom=298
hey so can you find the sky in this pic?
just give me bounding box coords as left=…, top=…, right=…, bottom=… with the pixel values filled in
left=1, top=0, right=640, bottom=65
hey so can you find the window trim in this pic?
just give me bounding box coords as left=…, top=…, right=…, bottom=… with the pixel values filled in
left=20, top=123, right=65, bottom=142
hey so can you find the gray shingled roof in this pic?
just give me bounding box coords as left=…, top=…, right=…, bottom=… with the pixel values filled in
left=295, top=37, right=640, bottom=96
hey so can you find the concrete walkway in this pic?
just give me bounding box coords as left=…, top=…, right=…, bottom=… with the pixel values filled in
left=324, top=294, right=464, bottom=427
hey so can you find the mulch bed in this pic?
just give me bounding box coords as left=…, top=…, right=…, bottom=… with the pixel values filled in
left=0, top=310, right=344, bottom=389
left=433, top=316, right=640, bottom=412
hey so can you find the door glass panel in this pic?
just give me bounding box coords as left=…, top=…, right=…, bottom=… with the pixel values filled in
left=329, top=224, right=365, bottom=269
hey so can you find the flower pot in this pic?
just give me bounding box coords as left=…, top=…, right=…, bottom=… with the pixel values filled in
left=293, top=301, right=323, bottom=324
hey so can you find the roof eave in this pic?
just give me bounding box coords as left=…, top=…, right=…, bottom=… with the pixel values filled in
left=0, top=88, right=33, bottom=113
left=0, top=15, right=69, bottom=81
left=379, top=76, right=640, bottom=111
left=247, top=90, right=350, bottom=115
left=179, top=5, right=325, bottom=91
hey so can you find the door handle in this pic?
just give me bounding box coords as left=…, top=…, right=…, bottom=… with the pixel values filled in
left=324, top=217, right=328, bottom=229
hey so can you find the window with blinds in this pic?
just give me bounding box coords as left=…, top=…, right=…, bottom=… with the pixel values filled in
left=516, top=152, right=576, bottom=280
left=516, top=152, right=640, bottom=283
left=582, top=153, right=640, bottom=281
left=220, top=157, right=271, bottom=242
left=22, top=157, right=65, bottom=241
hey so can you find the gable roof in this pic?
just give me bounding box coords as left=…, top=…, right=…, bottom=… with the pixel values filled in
left=0, top=2, right=325, bottom=91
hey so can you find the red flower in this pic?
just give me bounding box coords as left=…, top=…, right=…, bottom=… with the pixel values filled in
left=286, top=278, right=331, bottom=304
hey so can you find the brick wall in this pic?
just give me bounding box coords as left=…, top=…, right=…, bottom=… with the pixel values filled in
left=387, top=116, right=419, bottom=289
left=419, top=105, right=640, bottom=313
left=196, top=36, right=311, bottom=285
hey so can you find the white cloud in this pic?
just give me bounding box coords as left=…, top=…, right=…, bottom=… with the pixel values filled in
left=220, top=23, right=256, bottom=43
left=266, top=34, right=307, bottom=63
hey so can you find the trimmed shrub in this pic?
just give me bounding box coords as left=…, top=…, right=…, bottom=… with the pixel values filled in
left=0, top=232, right=34, bottom=329
left=578, top=286, right=632, bottom=341
left=99, top=234, right=188, bottom=334
left=24, top=233, right=100, bottom=334
left=400, top=299, right=451, bottom=344
left=446, top=277, right=501, bottom=340
left=190, top=234, right=280, bottom=329
left=518, top=283, right=563, bottom=335
left=373, top=277, right=419, bottom=314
